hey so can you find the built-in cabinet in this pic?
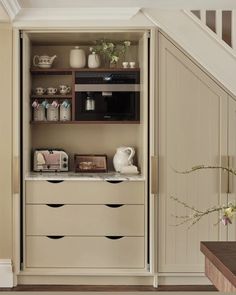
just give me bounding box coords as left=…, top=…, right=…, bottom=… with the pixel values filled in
left=21, top=30, right=149, bottom=275
left=7, top=28, right=235, bottom=285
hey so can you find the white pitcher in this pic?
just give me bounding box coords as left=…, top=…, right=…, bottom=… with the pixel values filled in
left=113, top=146, right=135, bottom=172
left=88, top=52, right=100, bottom=68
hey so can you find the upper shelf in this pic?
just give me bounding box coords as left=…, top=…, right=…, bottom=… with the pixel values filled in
left=30, top=68, right=140, bottom=75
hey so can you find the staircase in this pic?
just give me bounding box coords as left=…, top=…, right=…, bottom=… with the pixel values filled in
left=142, top=9, right=236, bottom=97
left=189, top=10, right=236, bottom=53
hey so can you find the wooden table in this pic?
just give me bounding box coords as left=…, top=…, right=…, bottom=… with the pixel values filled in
left=201, top=242, right=236, bottom=292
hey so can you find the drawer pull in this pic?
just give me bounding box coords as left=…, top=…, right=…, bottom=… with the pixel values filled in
left=46, top=236, right=64, bottom=239
left=105, top=236, right=124, bottom=240
left=105, top=204, right=124, bottom=208
left=46, top=204, right=64, bottom=208
left=105, top=180, right=124, bottom=184
left=47, top=180, right=64, bottom=184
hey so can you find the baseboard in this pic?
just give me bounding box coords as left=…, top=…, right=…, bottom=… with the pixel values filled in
left=158, top=274, right=212, bottom=285
left=0, top=259, right=13, bottom=287
left=17, top=275, right=154, bottom=285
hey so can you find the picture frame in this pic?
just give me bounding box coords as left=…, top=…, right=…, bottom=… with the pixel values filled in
left=74, top=154, right=107, bottom=173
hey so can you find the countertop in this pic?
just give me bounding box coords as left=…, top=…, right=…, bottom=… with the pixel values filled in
left=201, top=241, right=236, bottom=288
left=25, top=172, right=145, bottom=181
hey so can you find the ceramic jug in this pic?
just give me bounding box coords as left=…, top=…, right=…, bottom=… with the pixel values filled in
left=69, top=46, right=86, bottom=68
left=88, top=52, right=100, bottom=68
left=113, top=146, right=135, bottom=172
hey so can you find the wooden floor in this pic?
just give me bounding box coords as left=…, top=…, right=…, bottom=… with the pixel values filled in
left=0, top=285, right=217, bottom=292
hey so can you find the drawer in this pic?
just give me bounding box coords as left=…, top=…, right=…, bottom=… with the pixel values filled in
left=26, top=180, right=144, bottom=204
left=26, top=236, right=145, bottom=268
left=26, top=204, right=144, bottom=236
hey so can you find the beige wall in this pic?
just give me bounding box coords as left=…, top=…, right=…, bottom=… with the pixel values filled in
left=0, top=23, right=12, bottom=258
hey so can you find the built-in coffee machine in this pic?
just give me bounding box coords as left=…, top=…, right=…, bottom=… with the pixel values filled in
left=75, top=71, right=140, bottom=121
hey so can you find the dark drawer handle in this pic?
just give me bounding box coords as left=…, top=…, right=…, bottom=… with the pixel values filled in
left=46, top=204, right=65, bottom=208
left=47, top=180, right=64, bottom=184
left=105, top=180, right=124, bottom=184
left=105, top=236, right=124, bottom=240
left=46, top=236, right=64, bottom=239
left=105, top=204, right=124, bottom=208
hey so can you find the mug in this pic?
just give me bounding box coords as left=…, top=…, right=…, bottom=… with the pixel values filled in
left=59, top=85, right=71, bottom=94
left=129, top=61, right=136, bottom=68
left=122, top=62, right=129, bottom=69
left=47, top=87, right=57, bottom=95
left=34, top=87, right=46, bottom=95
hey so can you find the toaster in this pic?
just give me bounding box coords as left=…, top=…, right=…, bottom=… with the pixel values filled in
left=33, top=149, right=69, bottom=172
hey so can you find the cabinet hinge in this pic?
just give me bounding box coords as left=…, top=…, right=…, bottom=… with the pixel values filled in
left=147, top=31, right=151, bottom=38
left=20, top=31, right=24, bottom=39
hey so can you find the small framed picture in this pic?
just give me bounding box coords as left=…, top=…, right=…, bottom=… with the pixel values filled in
left=74, top=154, right=107, bottom=173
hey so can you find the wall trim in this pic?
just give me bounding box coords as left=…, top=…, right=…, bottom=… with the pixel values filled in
left=15, top=7, right=140, bottom=22
left=0, top=259, right=13, bottom=287
left=0, top=0, right=20, bottom=20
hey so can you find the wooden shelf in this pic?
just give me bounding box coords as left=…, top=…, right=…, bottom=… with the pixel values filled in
left=31, top=95, right=72, bottom=99
left=31, top=120, right=140, bottom=125
left=30, top=67, right=140, bottom=75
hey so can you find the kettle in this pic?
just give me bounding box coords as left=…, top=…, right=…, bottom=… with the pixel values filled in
left=113, top=146, right=135, bottom=172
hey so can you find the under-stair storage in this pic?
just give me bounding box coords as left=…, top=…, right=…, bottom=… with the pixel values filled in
left=21, top=30, right=149, bottom=275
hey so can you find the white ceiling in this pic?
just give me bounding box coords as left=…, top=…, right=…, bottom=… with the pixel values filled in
left=2, top=0, right=236, bottom=22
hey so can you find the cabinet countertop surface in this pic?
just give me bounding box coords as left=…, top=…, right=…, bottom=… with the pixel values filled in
left=200, top=241, right=236, bottom=288
left=25, top=172, right=145, bottom=181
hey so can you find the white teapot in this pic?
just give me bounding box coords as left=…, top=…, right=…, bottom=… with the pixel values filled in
left=33, top=55, right=57, bottom=68
left=113, top=146, right=135, bottom=172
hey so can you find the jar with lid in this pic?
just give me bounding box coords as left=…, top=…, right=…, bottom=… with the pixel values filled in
left=33, top=104, right=46, bottom=121
left=70, top=46, right=86, bottom=68
left=60, top=100, right=71, bottom=121
left=47, top=100, right=59, bottom=121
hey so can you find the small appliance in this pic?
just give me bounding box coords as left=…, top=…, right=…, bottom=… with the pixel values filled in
left=33, top=149, right=69, bottom=172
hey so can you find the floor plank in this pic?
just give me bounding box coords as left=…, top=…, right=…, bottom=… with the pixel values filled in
left=0, top=285, right=217, bottom=292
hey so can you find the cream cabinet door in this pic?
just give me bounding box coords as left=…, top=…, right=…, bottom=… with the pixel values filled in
left=0, top=23, right=13, bottom=259
left=228, top=96, right=236, bottom=241
left=158, top=33, right=228, bottom=273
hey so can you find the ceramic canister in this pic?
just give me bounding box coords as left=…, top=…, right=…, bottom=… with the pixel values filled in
left=69, top=46, right=86, bottom=68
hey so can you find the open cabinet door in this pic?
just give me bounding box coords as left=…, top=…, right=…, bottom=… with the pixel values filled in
left=149, top=28, right=159, bottom=285
left=0, top=23, right=13, bottom=287
left=157, top=32, right=228, bottom=276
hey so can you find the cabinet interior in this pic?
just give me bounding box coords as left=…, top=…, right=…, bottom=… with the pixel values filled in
left=22, top=30, right=149, bottom=175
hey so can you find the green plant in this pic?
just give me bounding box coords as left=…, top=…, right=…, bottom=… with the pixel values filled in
left=90, top=39, right=131, bottom=64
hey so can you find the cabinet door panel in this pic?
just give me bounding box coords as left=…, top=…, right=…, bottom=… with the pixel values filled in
left=158, top=34, right=228, bottom=273
left=228, top=96, right=236, bottom=241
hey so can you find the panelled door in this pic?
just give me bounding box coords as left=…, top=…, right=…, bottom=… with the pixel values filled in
left=228, top=96, right=236, bottom=241
left=0, top=23, right=13, bottom=259
left=157, top=33, right=228, bottom=273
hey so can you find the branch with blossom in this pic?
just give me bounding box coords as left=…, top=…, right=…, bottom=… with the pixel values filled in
left=171, top=165, right=236, bottom=227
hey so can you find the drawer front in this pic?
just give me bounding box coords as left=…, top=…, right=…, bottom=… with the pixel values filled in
left=26, top=204, right=144, bottom=236
left=26, top=236, right=145, bottom=268
left=26, top=180, right=144, bottom=204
